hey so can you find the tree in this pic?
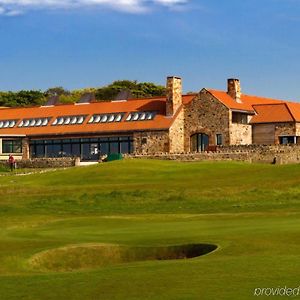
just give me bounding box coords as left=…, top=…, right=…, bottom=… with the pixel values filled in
left=0, top=90, right=45, bottom=107
left=95, top=80, right=166, bottom=101
left=0, top=80, right=166, bottom=107
left=45, top=87, right=70, bottom=97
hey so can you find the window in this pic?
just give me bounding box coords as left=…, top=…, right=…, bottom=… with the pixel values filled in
left=232, top=112, right=248, bottom=124
left=18, top=117, right=50, bottom=127
left=0, top=120, right=18, bottom=129
left=216, top=134, right=223, bottom=146
left=279, top=136, right=296, bottom=145
left=52, top=115, right=87, bottom=126
left=126, top=111, right=156, bottom=121
left=88, top=113, right=124, bottom=124
left=2, top=139, right=22, bottom=153
left=29, top=136, right=133, bottom=160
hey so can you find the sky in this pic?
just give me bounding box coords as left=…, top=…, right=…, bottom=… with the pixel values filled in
left=1, top=0, right=300, bottom=100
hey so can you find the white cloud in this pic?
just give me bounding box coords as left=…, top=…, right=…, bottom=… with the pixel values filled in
left=0, top=0, right=190, bottom=15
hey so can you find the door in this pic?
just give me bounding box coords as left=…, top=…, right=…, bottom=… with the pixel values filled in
left=191, top=133, right=209, bottom=152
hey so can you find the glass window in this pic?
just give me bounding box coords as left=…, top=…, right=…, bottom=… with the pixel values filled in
left=2, top=140, right=22, bottom=154
left=29, top=136, right=133, bottom=159
left=232, top=112, right=248, bottom=124
left=216, top=134, right=223, bottom=146
left=190, top=133, right=209, bottom=152
left=120, top=141, right=129, bottom=154
left=71, top=143, right=80, bottom=156
left=110, top=142, right=119, bottom=154
left=46, top=144, right=61, bottom=157
left=81, top=143, right=91, bottom=160
left=62, top=144, right=72, bottom=156
left=36, top=145, right=45, bottom=157
left=100, top=143, right=109, bottom=155
left=280, top=136, right=296, bottom=145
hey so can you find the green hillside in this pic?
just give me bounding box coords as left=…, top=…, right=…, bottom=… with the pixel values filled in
left=0, top=160, right=300, bottom=299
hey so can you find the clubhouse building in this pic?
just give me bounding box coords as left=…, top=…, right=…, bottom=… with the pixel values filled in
left=1, top=76, right=300, bottom=161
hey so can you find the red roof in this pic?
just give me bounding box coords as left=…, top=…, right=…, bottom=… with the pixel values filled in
left=250, top=104, right=295, bottom=123
left=208, top=89, right=300, bottom=123
left=208, top=89, right=286, bottom=112
left=0, top=95, right=194, bottom=137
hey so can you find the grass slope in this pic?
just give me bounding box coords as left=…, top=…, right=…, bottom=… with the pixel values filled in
left=0, top=160, right=300, bottom=299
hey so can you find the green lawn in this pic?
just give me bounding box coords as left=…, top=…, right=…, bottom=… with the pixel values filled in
left=0, top=160, right=300, bottom=299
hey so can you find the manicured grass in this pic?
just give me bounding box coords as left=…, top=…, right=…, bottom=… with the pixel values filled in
left=0, top=160, right=300, bottom=299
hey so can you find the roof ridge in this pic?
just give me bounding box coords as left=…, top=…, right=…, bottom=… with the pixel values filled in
left=207, top=89, right=297, bottom=103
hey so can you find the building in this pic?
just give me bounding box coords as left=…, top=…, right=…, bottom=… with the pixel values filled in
left=1, top=77, right=300, bottom=161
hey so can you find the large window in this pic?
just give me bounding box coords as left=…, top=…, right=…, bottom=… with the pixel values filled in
left=2, top=139, right=22, bottom=154
left=232, top=112, right=248, bottom=124
left=30, top=136, right=133, bottom=160
left=191, top=133, right=209, bottom=152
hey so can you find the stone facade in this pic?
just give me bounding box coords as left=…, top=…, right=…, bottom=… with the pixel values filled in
left=274, top=123, right=296, bottom=144
left=184, top=89, right=230, bottom=152
left=133, top=130, right=169, bottom=154
left=169, top=108, right=185, bottom=153
left=229, top=113, right=252, bottom=145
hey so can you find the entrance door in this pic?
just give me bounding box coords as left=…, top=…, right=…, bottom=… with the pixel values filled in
left=191, top=133, right=209, bottom=152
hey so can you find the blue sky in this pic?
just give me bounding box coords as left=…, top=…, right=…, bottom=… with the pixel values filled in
left=1, top=0, right=300, bottom=100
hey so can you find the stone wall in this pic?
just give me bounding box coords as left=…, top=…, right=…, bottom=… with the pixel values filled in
left=126, top=144, right=300, bottom=164
left=133, top=130, right=169, bottom=154
left=169, top=108, right=185, bottom=153
left=184, top=89, right=230, bottom=151
left=15, top=157, right=76, bottom=168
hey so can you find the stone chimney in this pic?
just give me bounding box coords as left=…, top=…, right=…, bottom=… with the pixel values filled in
left=166, top=76, right=182, bottom=116
left=227, top=78, right=242, bottom=103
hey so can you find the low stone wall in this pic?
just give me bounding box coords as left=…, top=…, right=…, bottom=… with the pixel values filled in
left=125, top=145, right=300, bottom=164
left=1, top=157, right=77, bottom=169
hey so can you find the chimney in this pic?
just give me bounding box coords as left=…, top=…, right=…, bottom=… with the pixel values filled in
left=166, top=76, right=182, bottom=116
left=227, top=78, right=242, bottom=103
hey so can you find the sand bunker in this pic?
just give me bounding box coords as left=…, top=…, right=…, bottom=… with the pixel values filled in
left=29, top=243, right=218, bottom=272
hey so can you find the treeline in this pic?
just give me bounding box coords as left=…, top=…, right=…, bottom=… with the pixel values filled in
left=0, top=80, right=166, bottom=107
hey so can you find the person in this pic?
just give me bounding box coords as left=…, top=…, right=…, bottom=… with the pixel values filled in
left=8, top=154, right=15, bottom=171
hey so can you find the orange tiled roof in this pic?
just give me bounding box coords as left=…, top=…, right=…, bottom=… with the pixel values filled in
left=207, top=89, right=286, bottom=112
left=250, top=104, right=295, bottom=123
left=0, top=95, right=193, bottom=137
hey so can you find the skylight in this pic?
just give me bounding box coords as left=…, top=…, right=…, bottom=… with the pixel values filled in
left=0, top=119, right=18, bottom=129
left=18, top=117, right=50, bottom=128
left=125, top=111, right=156, bottom=122
left=51, top=115, right=87, bottom=126
left=88, top=113, right=124, bottom=124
